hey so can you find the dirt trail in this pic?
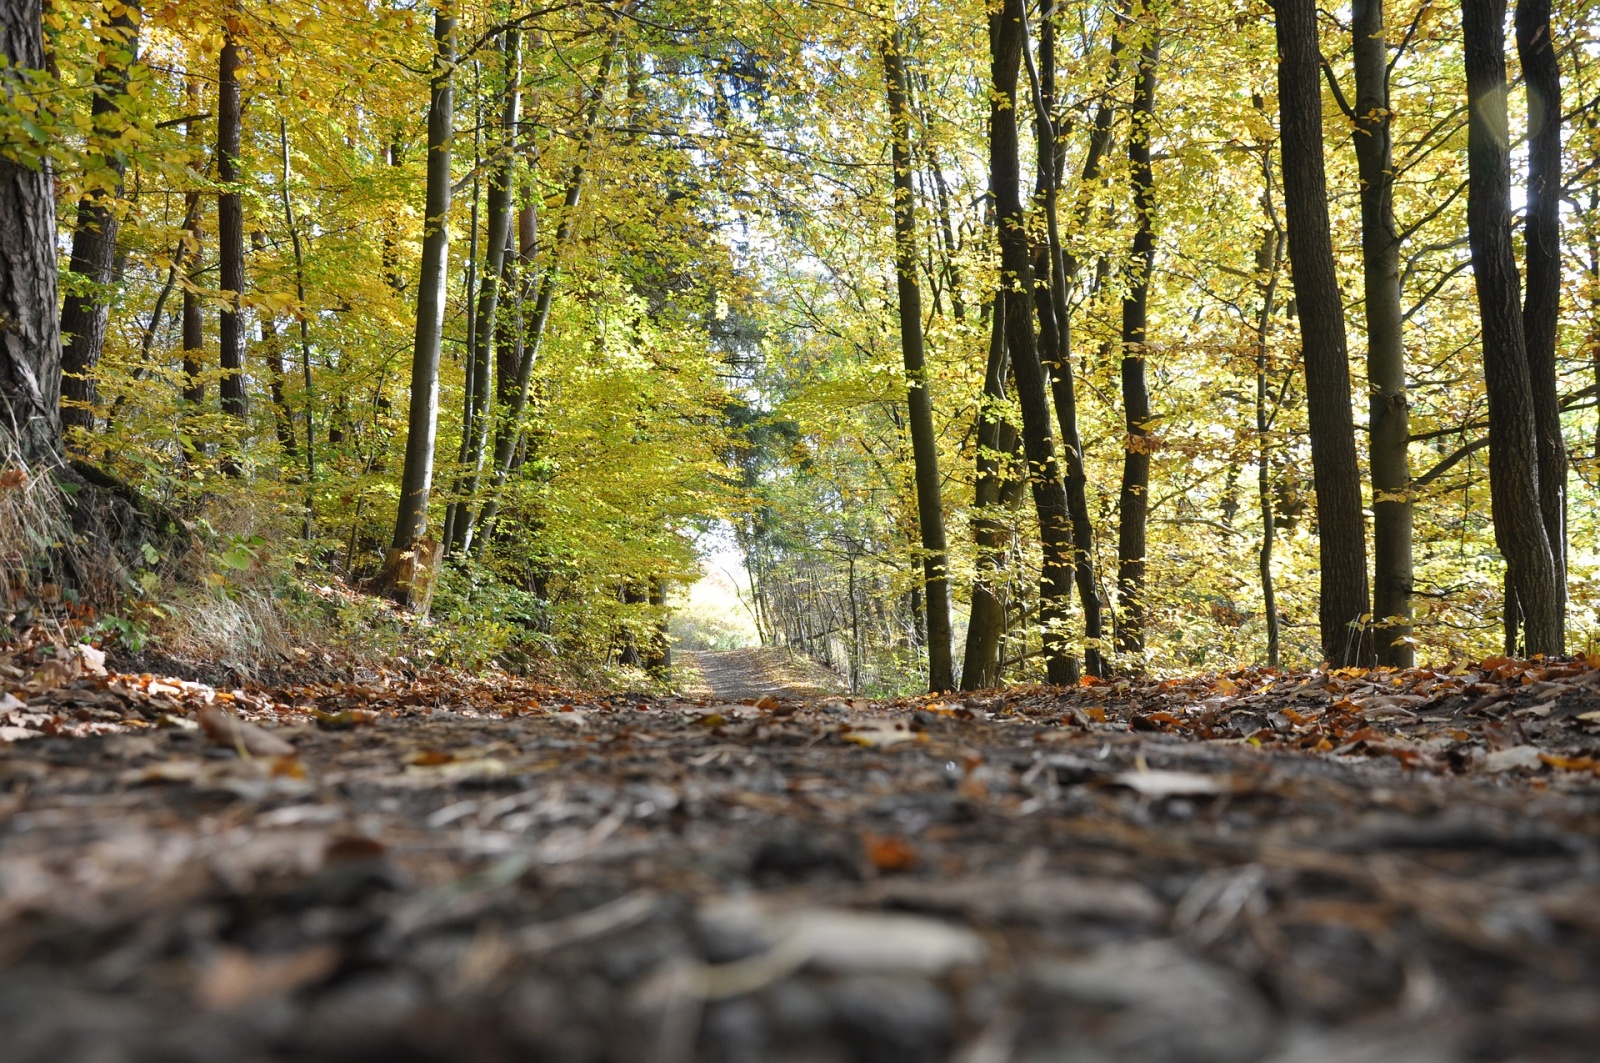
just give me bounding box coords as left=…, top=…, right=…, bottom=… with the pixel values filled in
left=1, top=652, right=1599, bottom=1061
left=677, top=646, right=845, bottom=701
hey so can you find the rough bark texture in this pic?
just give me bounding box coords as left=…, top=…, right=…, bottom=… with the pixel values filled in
left=0, top=0, right=63, bottom=465
left=1352, top=0, right=1414, bottom=667
left=60, top=1, right=140, bottom=436
left=1273, top=0, right=1373, bottom=666
left=1515, top=0, right=1567, bottom=642
left=181, top=96, right=205, bottom=418
left=991, top=0, right=1077, bottom=686
left=1116, top=27, right=1158, bottom=664
left=1461, top=0, right=1562, bottom=655
left=217, top=38, right=247, bottom=430
left=884, top=29, right=954, bottom=693
left=383, top=11, right=455, bottom=608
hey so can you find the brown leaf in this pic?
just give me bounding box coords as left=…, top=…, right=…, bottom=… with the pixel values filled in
left=198, top=705, right=297, bottom=758
left=864, top=833, right=917, bottom=873
left=199, top=944, right=339, bottom=1010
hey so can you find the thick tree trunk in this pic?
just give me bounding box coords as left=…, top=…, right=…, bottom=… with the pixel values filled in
left=60, top=1, right=140, bottom=437
left=1461, top=0, right=1562, bottom=654
left=990, top=0, right=1077, bottom=685
left=962, top=292, right=1020, bottom=689
left=883, top=28, right=954, bottom=693
left=1515, top=0, right=1567, bottom=643
left=382, top=10, right=455, bottom=610
left=1352, top=0, right=1414, bottom=666
left=1116, top=26, right=1158, bottom=664
left=217, top=36, right=248, bottom=452
left=1273, top=0, right=1373, bottom=666
left=0, top=0, right=63, bottom=465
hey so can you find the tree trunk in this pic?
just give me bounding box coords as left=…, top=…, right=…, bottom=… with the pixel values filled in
left=1273, top=0, right=1373, bottom=666
left=278, top=108, right=316, bottom=537
left=1351, top=0, right=1414, bottom=667
left=1461, top=0, right=1562, bottom=654
left=217, top=35, right=248, bottom=462
left=962, top=292, right=1018, bottom=689
left=0, top=0, right=64, bottom=465
left=468, top=41, right=615, bottom=551
left=60, top=1, right=140, bottom=437
left=1515, top=0, right=1567, bottom=644
left=181, top=91, right=206, bottom=431
left=454, top=32, right=519, bottom=553
left=1116, top=24, right=1158, bottom=664
left=1030, top=0, right=1104, bottom=676
left=883, top=27, right=954, bottom=693
left=381, top=9, right=455, bottom=610
left=990, top=0, right=1077, bottom=686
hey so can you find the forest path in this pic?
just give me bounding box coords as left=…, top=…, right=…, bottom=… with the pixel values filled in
left=676, top=646, right=846, bottom=701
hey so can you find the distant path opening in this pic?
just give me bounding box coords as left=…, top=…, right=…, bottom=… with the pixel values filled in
left=678, top=647, right=845, bottom=701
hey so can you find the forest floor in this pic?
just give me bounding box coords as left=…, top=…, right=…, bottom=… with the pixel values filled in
left=2, top=645, right=1599, bottom=1062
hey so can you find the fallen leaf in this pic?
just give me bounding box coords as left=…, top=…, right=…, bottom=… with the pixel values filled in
left=1112, top=770, right=1230, bottom=797
left=1483, top=745, right=1543, bottom=773
left=1538, top=753, right=1597, bottom=772
left=308, top=707, right=378, bottom=729
left=864, top=834, right=917, bottom=873
left=755, top=695, right=779, bottom=711
left=842, top=724, right=924, bottom=748
left=198, top=705, right=297, bottom=758
left=200, top=944, right=340, bottom=1010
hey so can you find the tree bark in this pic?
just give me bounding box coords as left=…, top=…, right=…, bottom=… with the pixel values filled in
left=962, top=292, right=1020, bottom=689
left=0, top=0, right=64, bottom=465
left=60, top=0, right=140, bottom=437
left=1461, top=0, right=1562, bottom=654
left=382, top=8, right=455, bottom=609
left=990, top=0, right=1077, bottom=685
left=1352, top=0, right=1414, bottom=666
left=181, top=90, right=206, bottom=426
left=217, top=35, right=248, bottom=456
left=1116, top=23, right=1158, bottom=664
left=883, top=27, right=954, bottom=693
left=1273, top=0, right=1373, bottom=666
left=1515, top=0, right=1567, bottom=644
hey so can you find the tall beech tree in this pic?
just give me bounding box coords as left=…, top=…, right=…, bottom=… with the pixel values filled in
left=59, top=1, right=141, bottom=436
left=1272, top=0, right=1372, bottom=666
left=1116, top=21, right=1158, bottom=663
left=883, top=26, right=953, bottom=693
left=962, top=290, right=1019, bottom=690
left=1516, top=0, right=1567, bottom=641
left=1349, top=0, right=1413, bottom=666
left=990, top=0, right=1077, bottom=685
left=383, top=7, right=455, bottom=608
left=1461, top=0, right=1562, bottom=654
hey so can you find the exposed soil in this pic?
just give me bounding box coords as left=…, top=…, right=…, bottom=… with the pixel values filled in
left=677, top=648, right=846, bottom=701
left=1, top=647, right=1599, bottom=1062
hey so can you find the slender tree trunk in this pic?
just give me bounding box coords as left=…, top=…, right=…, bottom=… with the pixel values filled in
left=454, top=32, right=520, bottom=553
left=440, top=90, right=481, bottom=555
left=1351, top=0, right=1414, bottom=666
left=1461, top=0, right=1562, bottom=654
left=278, top=109, right=316, bottom=537
left=468, top=42, right=615, bottom=551
left=1116, top=24, right=1158, bottom=664
left=0, top=0, right=63, bottom=465
left=962, top=292, right=1017, bottom=689
left=1273, top=0, right=1373, bottom=666
left=1256, top=222, right=1283, bottom=669
left=181, top=89, right=206, bottom=428
left=1027, top=0, right=1105, bottom=676
left=381, top=9, right=455, bottom=609
left=217, top=34, right=247, bottom=464
left=60, top=0, right=140, bottom=437
left=1516, top=0, right=1567, bottom=643
left=883, top=28, right=954, bottom=693
left=990, top=0, right=1077, bottom=685
left=252, top=231, right=296, bottom=456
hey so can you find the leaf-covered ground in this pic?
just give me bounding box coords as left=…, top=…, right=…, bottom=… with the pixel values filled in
left=2, top=645, right=1599, bottom=1062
